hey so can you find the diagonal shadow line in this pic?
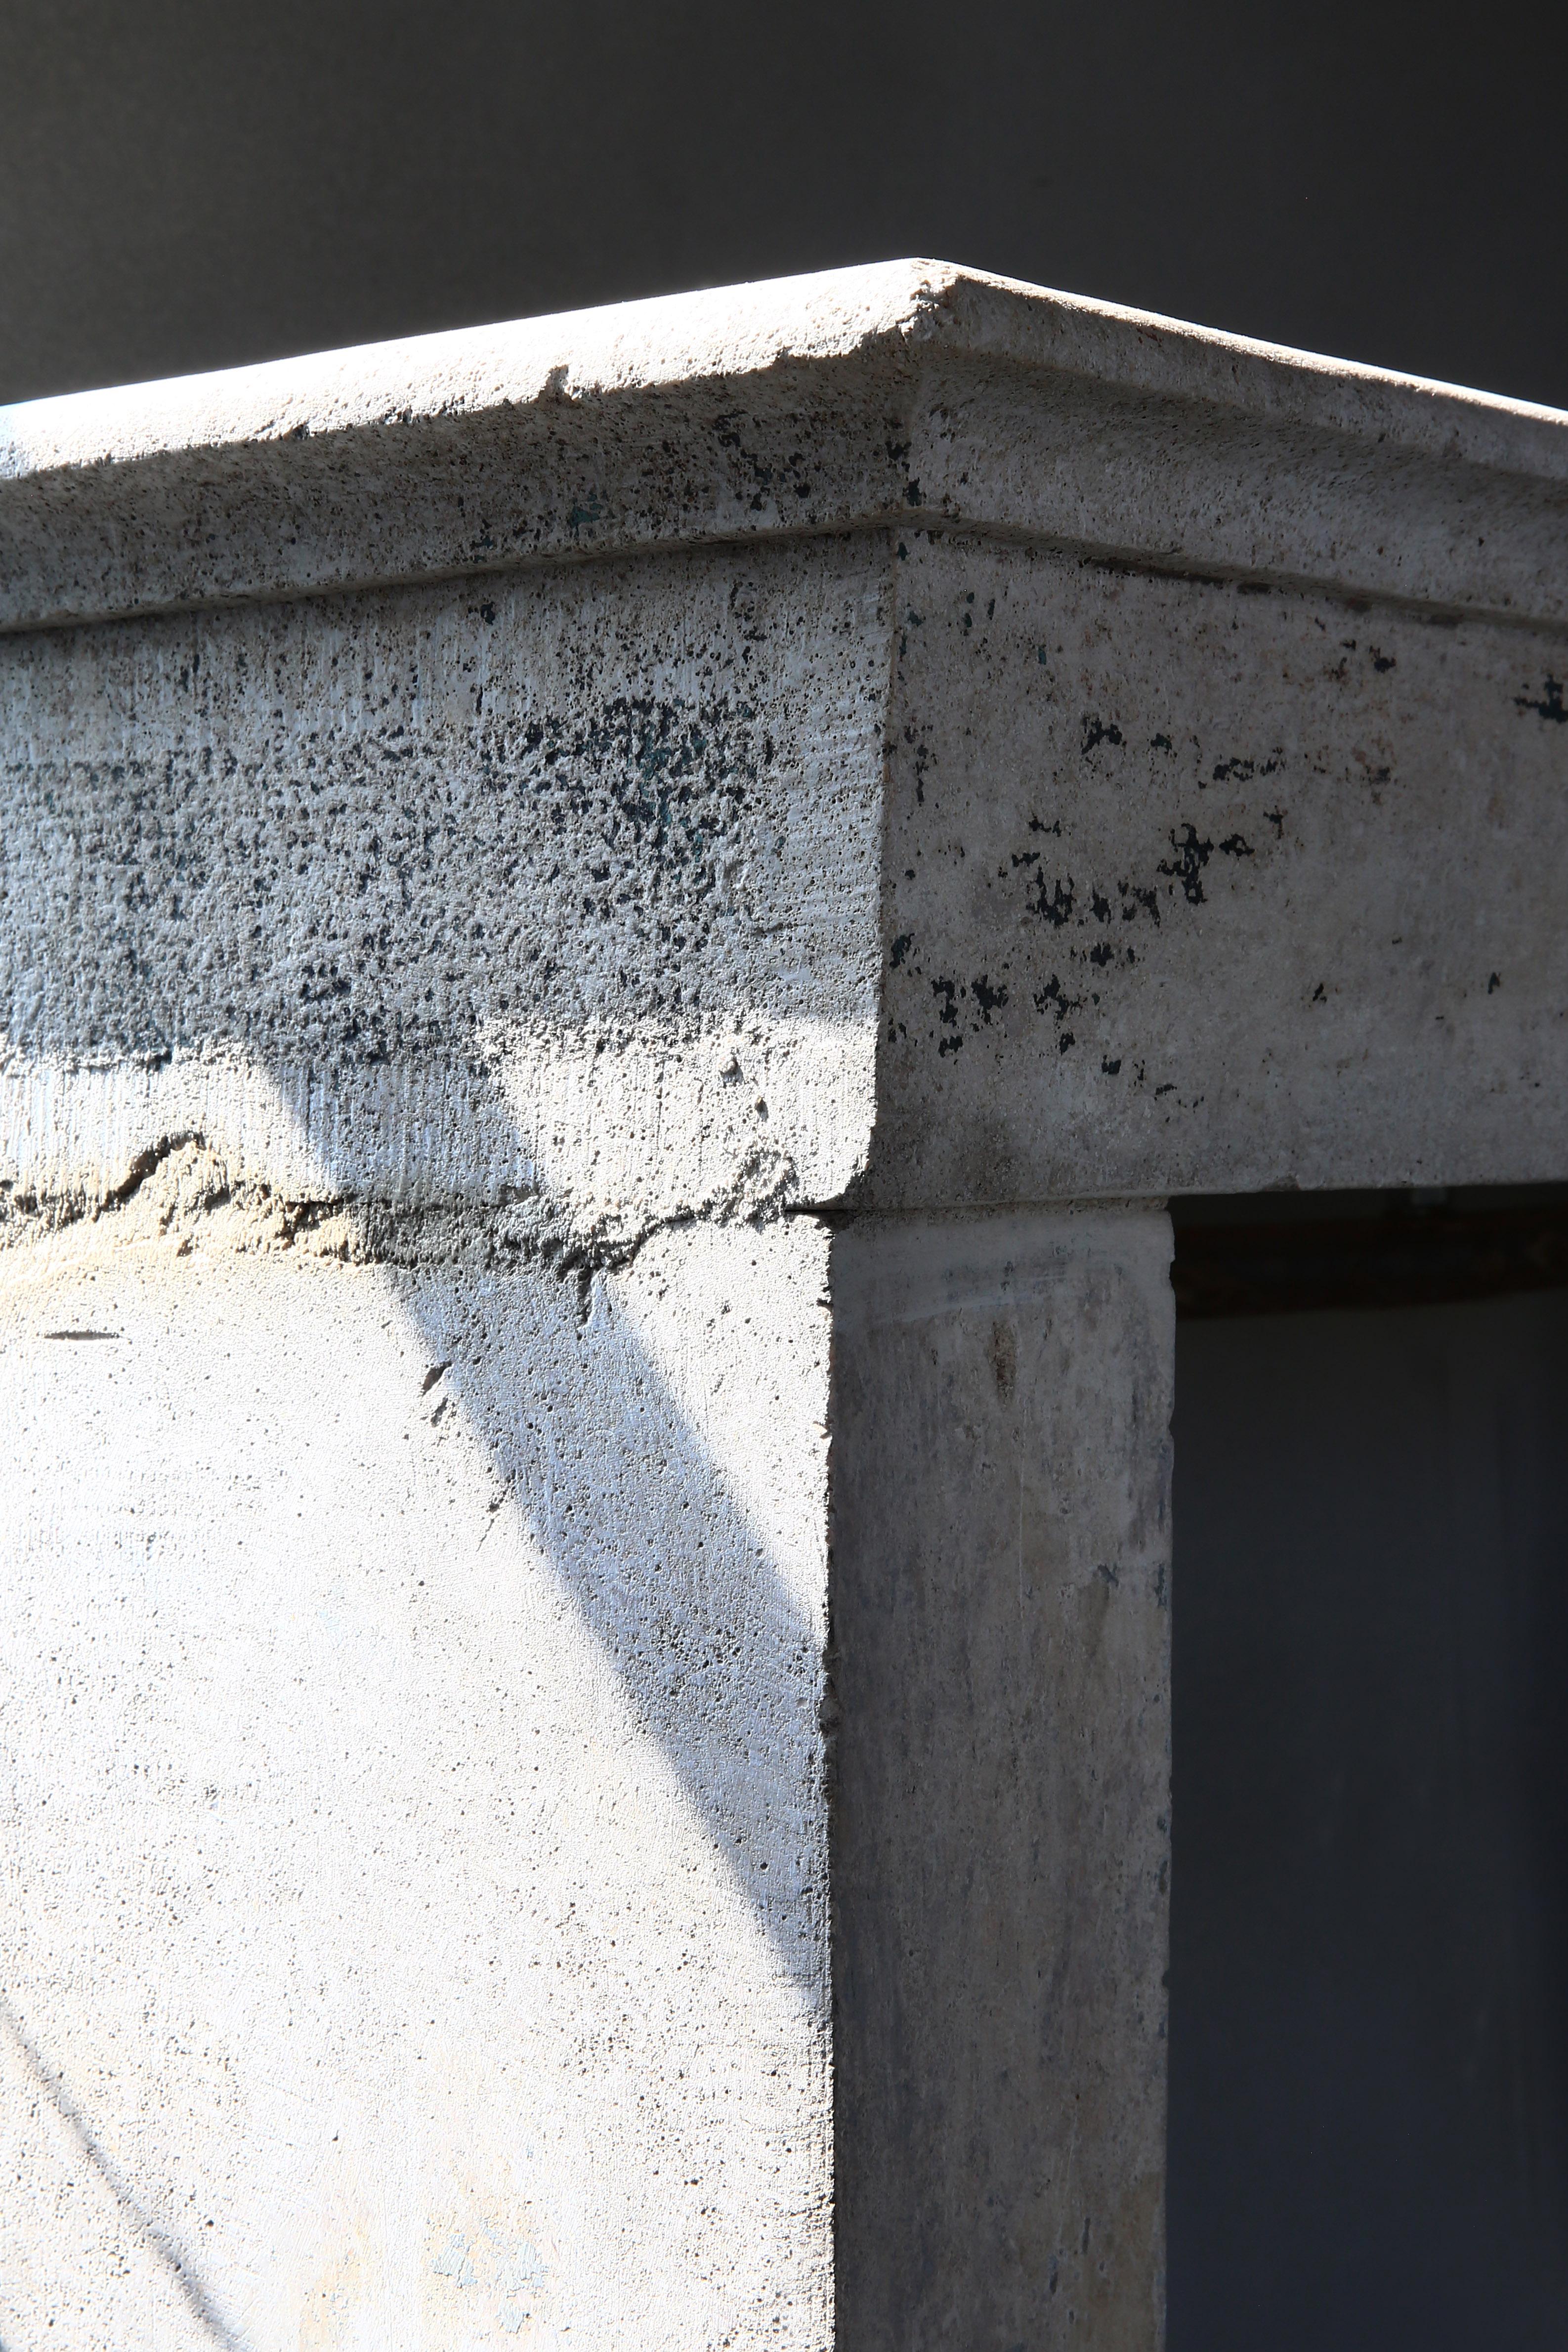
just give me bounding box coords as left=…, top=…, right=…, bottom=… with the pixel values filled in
left=3, top=1071, right=831, bottom=1998
left=0, top=1094, right=831, bottom=2342
left=0, top=1994, right=244, bottom=2349
left=1, top=556, right=853, bottom=2007
left=0, top=543, right=878, bottom=2330
left=309, top=1068, right=831, bottom=2002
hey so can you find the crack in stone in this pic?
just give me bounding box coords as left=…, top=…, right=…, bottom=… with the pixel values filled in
left=0, top=1130, right=829, bottom=1311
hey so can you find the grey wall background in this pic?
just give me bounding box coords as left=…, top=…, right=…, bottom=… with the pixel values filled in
left=2, top=0, right=1566, bottom=407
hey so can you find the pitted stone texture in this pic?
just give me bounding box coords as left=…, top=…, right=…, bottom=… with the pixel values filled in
left=3, top=258, right=1566, bottom=2352
left=831, top=1206, right=1173, bottom=2351
left=3, top=262, right=1566, bottom=636
left=0, top=535, right=887, bottom=1220
left=874, top=533, right=1568, bottom=1202
left=0, top=1206, right=833, bottom=2352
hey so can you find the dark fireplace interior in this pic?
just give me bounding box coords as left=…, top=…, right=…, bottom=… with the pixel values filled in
left=1169, top=1186, right=1568, bottom=2351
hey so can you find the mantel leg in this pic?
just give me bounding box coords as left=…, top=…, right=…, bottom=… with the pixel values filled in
left=830, top=1205, right=1174, bottom=2350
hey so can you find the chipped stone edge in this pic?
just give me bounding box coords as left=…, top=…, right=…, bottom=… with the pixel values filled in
left=8, top=258, right=1566, bottom=484
left=2, top=260, right=1566, bottom=634
left=0, top=1129, right=833, bottom=1302
left=0, top=1014, right=879, bottom=1281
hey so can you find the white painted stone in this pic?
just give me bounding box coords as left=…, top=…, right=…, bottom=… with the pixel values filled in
left=0, top=262, right=1563, bottom=2350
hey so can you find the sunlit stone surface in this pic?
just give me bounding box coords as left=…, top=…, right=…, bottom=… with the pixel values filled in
left=0, top=260, right=1564, bottom=2349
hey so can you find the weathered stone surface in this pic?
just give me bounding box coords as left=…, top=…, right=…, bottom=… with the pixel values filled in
left=873, top=533, right=1568, bottom=1201
left=3, top=261, right=1566, bottom=634
left=0, top=1179, right=832, bottom=2350
left=0, top=261, right=1562, bottom=2349
left=831, top=1208, right=1173, bottom=2352
left=0, top=537, right=885, bottom=1236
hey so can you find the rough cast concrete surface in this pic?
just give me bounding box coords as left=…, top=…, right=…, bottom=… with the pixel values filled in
left=0, top=261, right=1564, bottom=2349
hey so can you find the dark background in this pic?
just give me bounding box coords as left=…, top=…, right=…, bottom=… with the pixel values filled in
left=2, top=0, right=1567, bottom=408
left=7, top=6, right=1568, bottom=2341
left=1170, top=1228, right=1568, bottom=2350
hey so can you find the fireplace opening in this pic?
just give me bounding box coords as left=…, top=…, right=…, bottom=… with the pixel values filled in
left=1168, top=1186, right=1568, bottom=2350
